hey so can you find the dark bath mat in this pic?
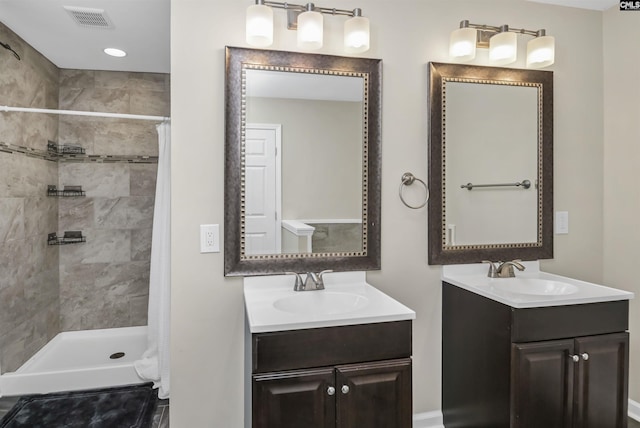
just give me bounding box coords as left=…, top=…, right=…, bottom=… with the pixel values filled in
left=0, top=383, right=157, bottom=428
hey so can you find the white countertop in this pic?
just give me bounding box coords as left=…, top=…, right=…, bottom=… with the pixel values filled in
left=442, top=261, right=634, bottom=309
left=244, top=271, right=416, bottom=333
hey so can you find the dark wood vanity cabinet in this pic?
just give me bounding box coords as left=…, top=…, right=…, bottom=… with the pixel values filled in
left=512, top=332, right=629, bottom=428
left=250, top=321, right=412, bottom=428
left=443, top=282, right=630, bottom=428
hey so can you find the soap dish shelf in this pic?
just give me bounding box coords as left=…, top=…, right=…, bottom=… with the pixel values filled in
left=47, top=141, right=85, bottom=155
left=48, top=231, right=86, bottom=246
left=47, top=185, right=86, bottom=197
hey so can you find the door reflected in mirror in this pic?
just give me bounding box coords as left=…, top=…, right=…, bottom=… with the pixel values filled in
left=244, top=69, right=364, bottom=256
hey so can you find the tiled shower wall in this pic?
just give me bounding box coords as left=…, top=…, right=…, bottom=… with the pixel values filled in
left=0, top=22, right=170, bottom=373
left=57, top=70, right=170, bottom=331
left=0, top=22, right=61, bottom=373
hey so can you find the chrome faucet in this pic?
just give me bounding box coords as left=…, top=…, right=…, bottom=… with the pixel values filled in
left=286, top=270, right=333, bottom=291
left=483, top=260, right=525, bottom=278
left=286, top=272, right=305, bottom=291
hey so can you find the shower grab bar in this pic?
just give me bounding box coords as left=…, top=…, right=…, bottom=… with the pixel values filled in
left=461, top=179, right=531, bottom=190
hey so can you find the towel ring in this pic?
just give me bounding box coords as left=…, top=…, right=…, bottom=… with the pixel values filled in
left=399, top=172, right=428, bottom=209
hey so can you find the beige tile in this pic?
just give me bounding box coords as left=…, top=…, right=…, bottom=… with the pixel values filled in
left=0, top=198, right=25, bottom=242
left=24, top=196, right=58, bottom=238
left=58, top=197, right=94, bottom=231
left=59, top=163, right=130, bottom=198
left=131, top=228, right=153, bottom=261
left=130, top=164, right=157, bottom=196
left=59, top=69, right=95, bottom=89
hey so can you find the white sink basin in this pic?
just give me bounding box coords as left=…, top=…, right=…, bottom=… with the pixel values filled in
left=273, top=292, right=369, bottom=315
left=491, top=278, right=578, bottom=296
left=244, top=271, right=415, bottom=333
left=442, top=261, right=634, bottom=308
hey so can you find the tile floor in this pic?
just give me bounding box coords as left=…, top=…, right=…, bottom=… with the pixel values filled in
left=0, top=393, right=169, bottom=427
left=2, top=393, right=639, bottom=428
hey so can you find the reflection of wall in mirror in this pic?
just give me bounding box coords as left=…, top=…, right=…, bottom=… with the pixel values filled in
left=444, top=82, right=539, bottom=246
left=246, top=97, right=363, bottom=220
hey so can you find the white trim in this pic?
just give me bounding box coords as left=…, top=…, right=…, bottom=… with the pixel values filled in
left=413, top=410, right=444, bottom=428
left=281, top=220, right=315, bottom=237
left=0, top=105, right=169, bottom=122
left=299, top=218, right=362, bottom=224
left=629, top=399, right=640, bottom=422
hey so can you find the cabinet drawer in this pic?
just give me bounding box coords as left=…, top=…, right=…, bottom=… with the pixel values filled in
left=252, top=321, right=412, bottom=373
left=511, top=300, right=629, bottom=342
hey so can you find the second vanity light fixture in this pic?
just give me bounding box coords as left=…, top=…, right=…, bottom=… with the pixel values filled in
left=246, top=0, right=370, bottom=53
left=449, top=20, right=555, bottom=68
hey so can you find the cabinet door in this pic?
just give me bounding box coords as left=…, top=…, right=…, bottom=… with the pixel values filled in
left=512, top=339, right=575, bottom=428
left=335, top=358, right=412, bottom=428
left=574, top=332, right=629, bottom=428
left=253, top=367, right=335, bottom=428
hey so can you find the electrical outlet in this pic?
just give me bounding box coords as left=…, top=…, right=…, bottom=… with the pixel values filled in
left=200, top=224, right=220, bottom=253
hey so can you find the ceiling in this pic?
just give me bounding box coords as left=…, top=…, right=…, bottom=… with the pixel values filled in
left=0, top=0, right=169, bottom=73
left=0, top=0, right=618, bottom=74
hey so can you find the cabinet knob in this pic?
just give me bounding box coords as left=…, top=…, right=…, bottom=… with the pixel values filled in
left=581, top=353, right=589, bottom=361
left=327, top=386, right=336, bottom=396
left=570, top=354, right=580, bottom=362
left=341, top=385, right=350, bottom=394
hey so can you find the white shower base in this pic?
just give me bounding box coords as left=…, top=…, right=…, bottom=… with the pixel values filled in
left=0, top=326, right=148, bottom=397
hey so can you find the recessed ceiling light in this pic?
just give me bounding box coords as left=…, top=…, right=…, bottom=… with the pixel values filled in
left=104, top=48, right=126, bottom=57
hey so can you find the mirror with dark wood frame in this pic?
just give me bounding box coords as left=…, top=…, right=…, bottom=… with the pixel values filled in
left=224, top=47, right=382, bottom=276
left=427, top=62, right=554, bottom=265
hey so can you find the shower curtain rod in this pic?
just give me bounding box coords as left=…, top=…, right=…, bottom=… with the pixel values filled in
left=1, top=105, right=169, bottom=122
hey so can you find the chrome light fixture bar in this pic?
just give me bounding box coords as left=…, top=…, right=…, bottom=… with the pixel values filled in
left=246, top=0, right=370, bottom=53
left=449, top=20, right=554, bottom=69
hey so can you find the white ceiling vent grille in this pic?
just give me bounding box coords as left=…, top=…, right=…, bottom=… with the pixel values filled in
left=64, top=6, right=114, bottom=29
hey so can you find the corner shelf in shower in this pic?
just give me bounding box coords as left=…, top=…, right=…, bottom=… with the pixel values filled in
left=47, top=141, right=85, bottom=155
left=48, top=231, right=86, bottom=246
left=47, top=185, right=86, bottom=197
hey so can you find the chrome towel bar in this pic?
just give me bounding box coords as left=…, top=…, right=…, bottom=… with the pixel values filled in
left=461, top=179, right=531, bottom=190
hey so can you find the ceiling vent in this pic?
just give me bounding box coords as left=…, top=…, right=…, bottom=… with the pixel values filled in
left=64, top=6, right=114, bottom=29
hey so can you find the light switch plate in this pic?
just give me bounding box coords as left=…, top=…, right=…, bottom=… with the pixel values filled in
left=555, top=211, right=569, bottom=235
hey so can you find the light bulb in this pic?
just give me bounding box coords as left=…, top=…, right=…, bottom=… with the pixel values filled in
left=527, top=35, right=555, bottom=68
left=297, top=9, right=323, bottom=50
left=489, top=31, right=517, bottom=66
left=449, top=27, right=477, bottom=62
left=246, top=3, right=273, bottom=47
left=344, top=15, right=370, bottom=54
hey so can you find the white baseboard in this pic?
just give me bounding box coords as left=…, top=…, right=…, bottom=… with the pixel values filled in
left=414, top=402, right=640, bottom=427
left=413, top=410, right=444, bottom=428
left=629, top=399, right=640, bottom=422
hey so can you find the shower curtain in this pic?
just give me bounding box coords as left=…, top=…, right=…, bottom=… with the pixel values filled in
left=135, top=121, right=171, bottom=399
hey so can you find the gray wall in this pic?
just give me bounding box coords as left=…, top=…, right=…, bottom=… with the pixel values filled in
left=0, top=22, right=60, bottom=374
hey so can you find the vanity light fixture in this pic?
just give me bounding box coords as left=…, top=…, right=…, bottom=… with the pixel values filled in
left=449, top=20, right=554, bottom=69
left=246, top=0, right=370, bottom=53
